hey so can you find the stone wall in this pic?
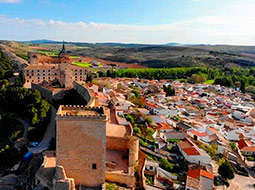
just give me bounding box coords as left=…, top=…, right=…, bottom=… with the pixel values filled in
left=106, top=136, right=139, bottom=189
left=31, top=83, right=70, bottom=103
left=106, top=136, right=128, bottom=151
left=105, top=172, right=134, bottom=188
left=53, top=165, right=75, bottom=190
left=56, top=116, right=106, bottom=187
left=74, top=81, right=93, bottom=105
left=32, top=83, right=53, bottom=101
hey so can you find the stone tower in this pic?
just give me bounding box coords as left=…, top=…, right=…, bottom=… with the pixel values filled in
left=28, top=52, right=39, bottom=65
left=56, top=105, right=106, bottom=188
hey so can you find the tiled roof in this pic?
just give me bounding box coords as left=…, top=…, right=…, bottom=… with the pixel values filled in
left=157, top=123, right=173, bottom=130
left=188, top=168, right=214, bottom=180
left=182, top=147, right=200, bottom=156
left=241, top=146, right=255, bottom=152
left=188, top=130, right=208, bottom=137
left=238, top=139, right=252, bottom=150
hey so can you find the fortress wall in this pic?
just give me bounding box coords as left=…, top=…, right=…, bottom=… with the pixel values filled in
left=105, top=172, right=134, bottom=188
left=74, top=81, right=92, bottom=105
left=127, top=136, right=139, bottom=173
left=32, top=83, right=53, bottom=101
left=106, top=136, right=128, bottom=151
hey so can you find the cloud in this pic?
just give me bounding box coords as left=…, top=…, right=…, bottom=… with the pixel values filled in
left=0, top=13, right=255, bottom=45
left=0, top=0, right=20, bottom=3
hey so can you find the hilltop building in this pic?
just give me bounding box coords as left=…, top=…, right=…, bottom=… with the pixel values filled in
left=24, top=42, right=88, bottom=88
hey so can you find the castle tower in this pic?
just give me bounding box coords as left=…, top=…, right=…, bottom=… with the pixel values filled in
left=56, top=105, right=106, bottom=188
left=28, top=52, right=39, bottom=65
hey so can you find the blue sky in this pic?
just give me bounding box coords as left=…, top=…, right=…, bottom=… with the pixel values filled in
left=0, top=0, right=254, bottom=45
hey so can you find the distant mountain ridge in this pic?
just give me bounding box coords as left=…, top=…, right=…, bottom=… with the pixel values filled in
left=21, top=39, right=210, bottom=48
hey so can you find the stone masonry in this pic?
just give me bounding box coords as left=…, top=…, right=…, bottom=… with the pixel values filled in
left=56, top=105, right=106, bottom=188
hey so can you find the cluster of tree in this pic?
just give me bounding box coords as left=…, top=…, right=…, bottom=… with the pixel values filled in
left=214, top=67, right=255, bottom=93
left=218, top=159, right=235, bottom=180
left=159, top=158, right=173, bottom=172
left=100, top=67, right=255, bottom=95
left=163, top=84, right=175, bottom=96
left=0, top=80, right=50, bottom=125
left=189, top=73, right=207, bottom=84
left=0, top=50, right=13, bottom=79
left=105, top=67, right=208, bottom=80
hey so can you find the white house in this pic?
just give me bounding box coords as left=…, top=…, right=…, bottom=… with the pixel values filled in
left=177, top=139, right=211, bottom=165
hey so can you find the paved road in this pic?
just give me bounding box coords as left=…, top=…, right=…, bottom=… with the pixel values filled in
left=0, top=44, right=28, bottom=71
left=228, top=180, right=240, bottom=190
left=230, top=174, right=255, bottom=190
left=16, top=118, right=29, bottom=138
left=28, top=106, right=56, bottom=154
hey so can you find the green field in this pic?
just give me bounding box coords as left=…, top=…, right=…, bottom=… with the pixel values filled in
left=38, top=50, right=59, bottom=56
left=205, top=80, right=215, bottom=84
left=73, top=61, right=91, bottom=67
left=70, top=56, right=80, bottom=59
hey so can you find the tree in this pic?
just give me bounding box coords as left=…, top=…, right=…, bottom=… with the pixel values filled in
left=159, top=158, right=173, bottom=172
left=132, top=89, right=140, bottom=97
left=246, top=85, right=255, bottom=94
left=86, top=72, right=94, bottom=83
left=218, top=161, right=235, bottom=180
left=230, top=142, right=237, bottom=151
left=134, top=127, right=141, bottom=134
left=125, top=114, right=134, bottom=124
left=144, top=116, right=153, bottom=125
left=146, top=128, right=154, bottom=138
left=163, top=85, right=175, bottom=96
left=240, top=79, right=246, bottom=92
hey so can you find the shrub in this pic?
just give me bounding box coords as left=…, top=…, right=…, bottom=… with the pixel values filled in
left=134, top=127, right=142, bottom=134
left=160, top=158, right=173, bottom=172
left=230, top=142, right=237, bottom=151
left=144, top=117, right=153, bottom=125
left=218, top=161, right=235, bottom=180
left=139, top=138, right=148, bottom=147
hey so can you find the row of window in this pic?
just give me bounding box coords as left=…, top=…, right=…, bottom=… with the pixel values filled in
left=26, top=69, right=51, bottom=73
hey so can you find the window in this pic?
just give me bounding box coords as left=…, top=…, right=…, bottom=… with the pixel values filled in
left=92, top=163, right=97, bottom=170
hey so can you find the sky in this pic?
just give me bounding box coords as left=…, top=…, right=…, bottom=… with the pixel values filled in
left=0, top=0, right=255, bottom=45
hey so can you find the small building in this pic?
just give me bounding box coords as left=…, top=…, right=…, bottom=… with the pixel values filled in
left=185, top=168, right=214, bottom=190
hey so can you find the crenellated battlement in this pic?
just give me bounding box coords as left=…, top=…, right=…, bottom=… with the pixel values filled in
left=56, top=105, right=106, bottom=120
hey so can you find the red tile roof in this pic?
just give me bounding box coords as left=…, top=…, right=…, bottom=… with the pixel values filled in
left=183, top=147, right=200, bottom=156
left=157, top=123, right=173, bottom=130
left=241, top=146, right=255, bottom=152
left=188, top=130, right=208, bottom=137
left=145, top=102, right=157, bottom=108
left=188, top=168, right=214, bottom=180
left=238, top=139, right=252, bottom=150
